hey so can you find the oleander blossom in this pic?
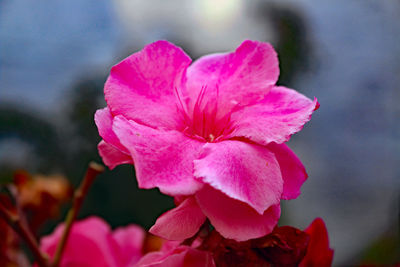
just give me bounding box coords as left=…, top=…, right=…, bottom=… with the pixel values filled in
left=39, top=216, right=214, bottom=267
left=39, top=217, right=145, bottom=267
left=95, top=40, right=319, bottom=241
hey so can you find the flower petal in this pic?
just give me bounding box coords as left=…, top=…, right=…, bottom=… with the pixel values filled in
left=105, top=40, right=191, bottom=130
left=95, top=108, right=133, bottom=169
left=149, top=197, right=206, bottom=241
left=196, top=186, right=281, bottom=241
left=113, top=225, right=146, bottom=265
left=229, top=86, right=319, bottom=145
left=112, top=116, right=204, bottom=196
left=185, top=40, right=279, bottom=112
left=268, top=143, right=308, bottom=200
left=194, top=140, right=283, bottom=214
left=40, top=217, right=123, bottom=267
left=98, top=140, right=133, bottom=170
left=135, top=246, right=215, bottom=267
left=95, top=107, right=127, bottom=152
left=300, top=218, right=334, bottom=267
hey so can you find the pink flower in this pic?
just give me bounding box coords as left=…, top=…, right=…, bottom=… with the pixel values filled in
left=299, top=218, right=334, bottom=267
left=95, top=40, right=318, bottom=241
left=39, top=216, right=145, bottom=267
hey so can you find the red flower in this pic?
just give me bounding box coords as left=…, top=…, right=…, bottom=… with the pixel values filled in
left=300, top=218, right=334, bottom=267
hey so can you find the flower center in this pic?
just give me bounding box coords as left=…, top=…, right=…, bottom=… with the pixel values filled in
left=176, top=86, right=234, bottom=142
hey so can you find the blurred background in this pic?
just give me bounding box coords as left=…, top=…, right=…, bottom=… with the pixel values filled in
left=1, top=0, right=399, bottom=265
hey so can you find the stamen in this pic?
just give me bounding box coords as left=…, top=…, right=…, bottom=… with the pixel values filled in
left=201, top=109, right=206, bottom=138
left=209, top=134, right=215, bottom=142
left=183, top=84, right=234, bottom=142
left=174, top=87, right=190, bottom=125
left=192, top=85, right=208, bottom=135
left=206, top=85, right=219, bottom=138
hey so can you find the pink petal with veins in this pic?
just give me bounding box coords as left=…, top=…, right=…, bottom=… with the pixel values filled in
left=97, top=140, right=133, bottom=169
left=150, top=197, right=206, bottom=240
left=268, top=142, right=308, bottom=200
left=194, top=140, right=283, bottom=214
left=229, top=86, right=319, bottom=145
left=113, top=116, right=204, bottom=196
left=196, top=186, right=281, bottom=241
left=105, top=40, right=191, bottom=130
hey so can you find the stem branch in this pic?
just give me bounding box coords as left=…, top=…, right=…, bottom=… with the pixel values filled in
left=52, top=162, right=104, bottom=267
left=0, top=202, right=50, bottom=267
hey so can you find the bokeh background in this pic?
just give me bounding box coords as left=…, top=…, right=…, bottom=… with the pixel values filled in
left=1, top=0, right=399, bottom=265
